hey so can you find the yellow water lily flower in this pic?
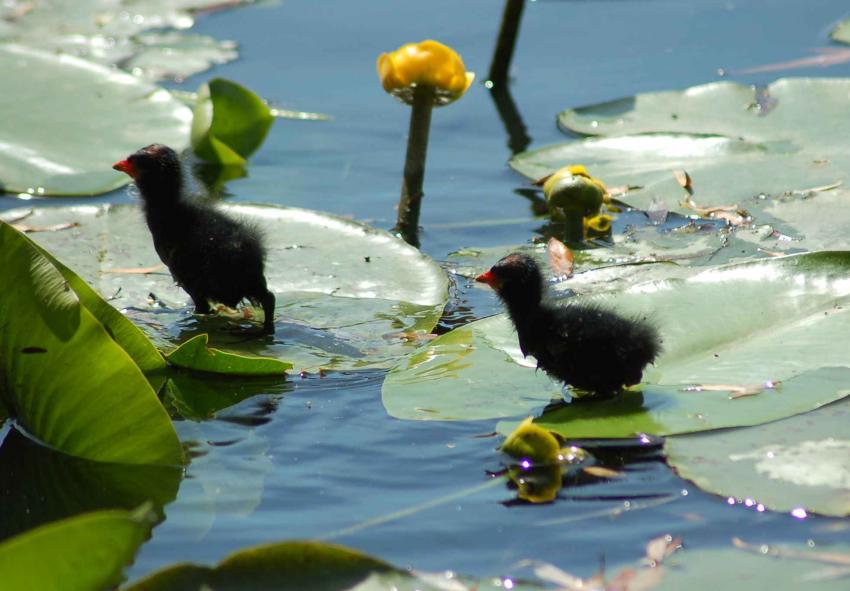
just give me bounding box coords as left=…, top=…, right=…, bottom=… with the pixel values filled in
left=377, top=39, right=475, bottom=106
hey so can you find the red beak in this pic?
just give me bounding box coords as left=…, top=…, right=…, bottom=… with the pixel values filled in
left=475, top=269, right=502, bottom=290
left=112, top=159, right=137, bottom=178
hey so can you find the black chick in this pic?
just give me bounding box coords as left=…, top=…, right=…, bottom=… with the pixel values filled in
left=475, top=253, right=660, bottom=396
left=113, top=144, right=275, bottom=334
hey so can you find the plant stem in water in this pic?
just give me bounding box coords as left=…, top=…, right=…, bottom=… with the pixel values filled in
left=487, top=0, right=526, bottom=88
left=394, top=84, right=435, bottom=247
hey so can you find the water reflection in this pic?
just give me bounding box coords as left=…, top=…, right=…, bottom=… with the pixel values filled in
left=0, top=427, right=181, bottom=542
left=499, top=435, right=665, bottom=505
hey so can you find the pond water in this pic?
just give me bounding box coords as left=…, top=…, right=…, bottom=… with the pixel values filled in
left=3, top=0, right=850, bottom=583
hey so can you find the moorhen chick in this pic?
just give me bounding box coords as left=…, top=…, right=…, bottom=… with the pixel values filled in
left=475, top=253, right=660, bottom=397
left=113, top=144, right=275, bottom=334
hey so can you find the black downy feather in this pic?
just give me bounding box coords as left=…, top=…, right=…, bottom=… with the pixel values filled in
left=115, top=144, right=275, bottom=334
left=477, top=253, right=661, bottom=396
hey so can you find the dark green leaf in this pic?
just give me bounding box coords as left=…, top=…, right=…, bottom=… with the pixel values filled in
left=166, top=334, right=291, bottom=376
left=191, top=78, right=274, bottom=165
left=0, top=506, right=154, bottom=591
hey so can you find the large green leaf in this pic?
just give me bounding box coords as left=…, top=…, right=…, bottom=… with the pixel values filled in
left=0, top=44, right=191, bottom=196
left=4, top=204, right=448, bottom=372
left=0, top=222, right=183, bottom=465
left=666, top=398, right=850, bottom=516
left=510, top=78, right=850, bottom=252
left=383, top=252, right=850, bottom=438
left=0, top=427, right=181, bottom=541
left=0, top=507, right=154, bottom=591
left=29, top=239, right=166, bottom=374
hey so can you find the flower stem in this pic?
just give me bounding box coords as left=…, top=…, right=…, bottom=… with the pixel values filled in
left=487, top=0, right=526, bottom=88
left=394, top=84, right=435, bottom=247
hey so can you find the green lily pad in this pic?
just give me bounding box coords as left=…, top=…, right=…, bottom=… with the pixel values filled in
left=0, top=427, right=181, bottom=541
left=0, top=506, right=154, bottom=591
left=666, top=398, right=850, bottom=517
left=383, top=252, right=850, bottom=438
left=0, top=43, right=191, bottom=196
left=510, top=78, right=850, bottom=248
left=121, top=33, right=239, bottom=82
left=0, top=222, right=183, bottom=465
left=191, top=78, right=274, bottom=165
left=651, top=540, right=850, bottom=591
left=3, top=204, right=448, bottom=372
left=0, top=0, right=247, bottom=81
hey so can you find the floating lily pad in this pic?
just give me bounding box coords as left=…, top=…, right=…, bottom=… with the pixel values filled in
left=383, top=252, right=850, bottom=438
left=666, top=398, right=850, bottom=516
left=0, top=222, right=183, bottom=465
left=0, top=0, right=247, bottom=80
left=650, top=540, right=850, bottom=591
left=3, top=204, right=448, bottom=372
left=121, top=33, right=239, bottom=82
left=510, top=78, right=850, bottom=252
left=0, top=506, right=154, bottom=591
left=0, top=43, right=191, bottom=196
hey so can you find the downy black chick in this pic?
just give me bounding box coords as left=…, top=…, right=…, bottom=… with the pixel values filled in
left=476, top=253, right=660, bottom=396
left=113, top=144, right=275, bottom=334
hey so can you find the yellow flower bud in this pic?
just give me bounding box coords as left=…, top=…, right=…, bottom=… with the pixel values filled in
left=377, top=40, right=475, bottom=106
left=501, top=417, right=561, bottom=464
left=543, top=164, right=608, bottom=205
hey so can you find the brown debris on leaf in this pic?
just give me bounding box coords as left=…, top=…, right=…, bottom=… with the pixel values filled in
left=683, top=380, right=780, bottom=399
left=583, top=466, right=624, bottom=479
left=103, top=264, right=167, bottom=274
left=522, top=533, right=682, bottom=591
left=547, top=237, right=574, bottom=280
left=673, top=170, right=693, bottom=195
left=681, top=196, right=750, bottom=226
left=385, top=331, right=438, bottom=342
left=12, top=221, right=80, bottom=233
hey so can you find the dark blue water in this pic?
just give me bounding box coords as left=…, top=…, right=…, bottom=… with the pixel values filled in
left=4, top=0, right=850, bottom=582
